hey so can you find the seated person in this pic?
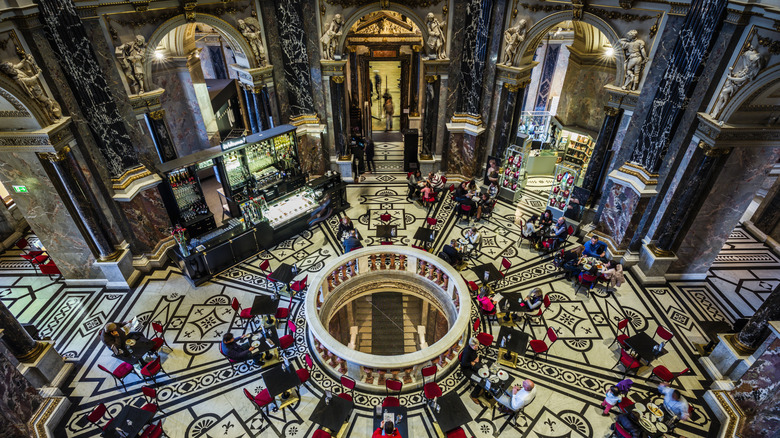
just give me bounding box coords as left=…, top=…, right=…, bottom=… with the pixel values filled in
left=476, top=290, right=497, bottom=316
left=523, top=215, right=541, bottom=245
left=583, top=236, right=607, bottom=259
left=612, top=411, right=642, bottom=438
left=373, top=420, right=402, bottom=438
left=539, top=210, right=554, bottom=230
left=462, top=227, right=481, bottom=249
left=552, top=217, right=568, bottom=247
left=428, top=172, right=445, bottom=193
left=497, top=379, right=536, bottom=413
left=453, top=182, right=469, bottom=203
left=560, top=246, right=585, bottom=280
left=459, top=337, right=480, bottom=373
left=458, top=195, right=477, bottom=217
left=441, top=239, right=464, bottom=267
left=659, top=384, right=691, bottom=421
left=342, top=230, right=362, bottom=253
left=603, top=260, right=625, bottom=289
left=475, top=193, right=493, bottom=220
left=308, top=194, right=332, bottom=226
left=578, top=266, right=599, bottom=286
left=517, top=287, right=543, bottom=312
left=487, top=182, right=499, bottom=199
left=221, top=332, right=262, bottom=365
left=102, top=322, right=142, bottom=355
left=337, top=216, right=355, bottom=240
left=420, top=182, right=435, bottom=201
left=407, top=170, right=423, bottom=200
left=467, top=179, right=478, bottom=192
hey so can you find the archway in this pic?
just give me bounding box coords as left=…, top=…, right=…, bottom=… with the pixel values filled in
left=336, top=4, right=429, bottom=60
left=718, top=64, right=780, bottom=125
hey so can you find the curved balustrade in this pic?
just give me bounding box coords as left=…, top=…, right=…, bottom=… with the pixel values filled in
left=305, top=246, right=472, bottom=390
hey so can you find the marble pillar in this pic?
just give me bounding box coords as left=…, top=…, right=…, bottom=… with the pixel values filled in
left=0, top=301, right=44, bottom=362
left=242, top=87, right=259, bottom=133
left=582, top=106, right=623, bottom=200
left=251, top=88, right=271, bottom=131
left=44, top=147, right=118, bottom=260
left=731, top=322, right=780, bottom=435
left=330, top=76, right=347, bottom=158
left=752, top=178, right=780, bottom=242
left=257, top=87, right=275, bottom=130
left=422, top=75, right=440, bottom=158
left=273, top=0, right=316, bottom=116
left=735, top=286, right=780, bottom=351
left=145, top=110, right=178, bottom=162
left=0, top=350, right=43, bottom=438
left=493, top=82, right=523, bottom=159
left=457, top=0, right=492, bottom=116
left=410, top=46, right=422, bottom=117
left=348, top=47, right=359, bottom=109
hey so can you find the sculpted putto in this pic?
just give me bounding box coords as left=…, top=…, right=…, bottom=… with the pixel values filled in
left=115, top=35, right=147, bottom=94
left=426, top=13, right=446, bottom=60
left=501, top=19, right=528, bottom=66
left=618, top=30, right=647, bottom=91
left=710, top=43, right=763, bottom=119
left=238, top=18, right=267, bottom=67
left=0, top=52, right=62, bottom=123
left=320, top=14, right=345, bottom=60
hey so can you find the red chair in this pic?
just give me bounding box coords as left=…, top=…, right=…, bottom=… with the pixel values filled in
left=421, top=365, right=442, bottom=403
left=296, top=353, right=313, bottom=388
left=231, top=297, right=256, bottom=333
left=446, top=428, right=468, bottom=438
left=290, top=275, right=308, bottom=295
left=426, top=217, right=438, bottom=227
left=150, top=337, right=166, bottom=354
left=466, top=280, right=479, bottom=297
left=654, top=326, right=674, bottom=343
left=38, top=259, right=61, bottom=280
left=608, top=318, right=631, bottom=349
left=21, top=252, right=49, bottom=274
left=380, top=241, right=393, bottom=245
left=86, top=403, right=114, bottom=431
left=411, top=245, right=427, bottom=251
left=382, top=378, right=403, bottom=407
left=140, top=386, right=162, bottom=414
left=456, top=204, right=472, bottom=221
left=140, top=421, right=164, bottom=438
left=617, top=396, right=635, bottom=413
left=16, top=238, right=45, bottom=257
left=243, top=387, right=275, bottom=414
left=575, top=272, right=598, bottom=296
left=473, top=317, right=494, bottom=347
left=339, top=375, right=356, bottom=401
left=312, top=429, right=332, bottom=438
left=422, top=193, right=437, bottom=210
left=275, top=294, right=291, bottom=326
left=498, top=257, right=512, bottom=277
left=141, top=357, right=168, bottom=384
left=278, top=320, right=297, bottom=351
left=98, top=362, right=136, bottom=392
left=448, top=184, right=456, bottom=203
left=380, top=212, right=392, bottom=224
left=259, top=259, right=273, bottom=277
left=528, top=327, right=558, bottom=361
left=613, top=349, right=641, bottom=376
left=150, top=322, right=172, bottom=351
left=651, top=366, right=690, bottom=384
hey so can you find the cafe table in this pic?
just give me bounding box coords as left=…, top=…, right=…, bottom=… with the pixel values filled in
left=268, top=263, right=296, bottom=288
left=624, top=332, right=661, bottom=363
left=496, top=326, right=529, bottom=365
left=471, top=263, right=502, bottom=286
left=373, top=405, right=409, bottom=438
left=250, top=295, right=280, bottom=326
left=432, top=391, right=473, bottom=434
left=413, top=227, right=437, bottom=249
left=376, top=224, right=398, bottom=241
left=309, top=393, right=354, bottom=435
left=626, top=397, right=676, bottom=438
left=101, top=405, right=153, bottom=438
left=496, top=292, right=527, bottom=325
left=115, top=337, right=157, bottom=366
left=262, top=364, right=301, bottom=409
left=243, top=330, right=280, bottom=363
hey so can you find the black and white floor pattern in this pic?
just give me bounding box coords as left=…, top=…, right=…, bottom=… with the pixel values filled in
left=2, top=177, right=775, bottom=438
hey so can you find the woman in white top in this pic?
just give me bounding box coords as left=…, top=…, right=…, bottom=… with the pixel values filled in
left=523, top=215, right=541, bottom=245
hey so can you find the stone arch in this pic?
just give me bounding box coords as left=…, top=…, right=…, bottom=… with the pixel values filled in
left=144, top=13, right=258, bottom=89
left=719, top=64, right=780, bottom=124
left=517, top=12, right=624, bottom=86
left=335, top=4, right=429, bottom=59
left=0, top=77, right=46, bottom=131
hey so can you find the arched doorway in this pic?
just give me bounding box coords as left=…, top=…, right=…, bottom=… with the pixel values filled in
left=342, top=10, right=423, bottom=135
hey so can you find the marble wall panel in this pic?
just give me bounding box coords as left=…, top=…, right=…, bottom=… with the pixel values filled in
left=118, top=188, right=170, bottom=253
left=596, top=181, right=641, bottom=246
left=645, top=137, right=698, bottom=239
left=0, top=353, right=42, bottom=438
left=447, top=132, right=479, bottom=179
left=669, top=146, right=780, bottom=274
left=458, top=0, right=492, bottom=116
left=0, top=152, right=102, bottom=279
left=557, top=63, right=615, bottom=132
left=301, top=0, right=328, bottom=123
left=732, top=336, right=780, bottom=436
left=443, top=0, right=468, bottom=124
left=435, top=77, right=449, bottom=157
left=259, top=1, right=291, bottom=121
left=273, top=0, right=316, bottom=116
left=153, top=66, right=211, bottom=157
left=298, top=132, right=327, bottom=176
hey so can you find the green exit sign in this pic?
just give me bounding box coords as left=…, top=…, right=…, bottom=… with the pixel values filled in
left=12, top=185, right=28, bottom=193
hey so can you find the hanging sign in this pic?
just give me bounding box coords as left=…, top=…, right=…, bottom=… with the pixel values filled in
left=221, top=136, right=247, bottom=151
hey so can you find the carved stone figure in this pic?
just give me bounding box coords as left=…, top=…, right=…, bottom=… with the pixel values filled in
left=426, top=13, right=446, bottom=60
left=501, top=19, right=528, bottom=66
left=710, top=43, right=763, bottom=119
left=320, top=14, right=345, bottom=60
left=618, top=30, right=647, bottom=91
left=115, top=35, right=147, bottom=94
left=0, top=53, right=62, bottom=123
left=238, top=18, right=267, bottom=67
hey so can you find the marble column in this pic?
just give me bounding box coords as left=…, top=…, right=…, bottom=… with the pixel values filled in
left=410, top=46, right=422, bottom=118
left=348, top=46, right=359, bottom=109
left=735, top=285, right=780, bottom=351
left=493, top=82, right=523, bottom=159
left=250, top=88, right=270, bottom=131
left=752, top=178, right=780, bottom=241
left=145, top=110, right=177, bottom=162
left=0, top=351, right=43, bottom=437
left=44, top=147, right=118, bottom=260
left=582, top=106, right=623, bottom=201
left=421, top=75, right=440, bottom=158
left=257, top=87, right=275, bottom=130
left=0, top=301, right=44, bottom=362
left=330, top=76, right=348, bottom=158
left=242, top=87, right=259, bottom=134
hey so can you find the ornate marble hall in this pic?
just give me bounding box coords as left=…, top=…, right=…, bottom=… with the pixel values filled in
left=0, top=0, right=779, bottom=437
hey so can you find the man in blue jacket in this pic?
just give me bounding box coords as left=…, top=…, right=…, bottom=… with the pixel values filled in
left=583, top=236, right=607, bottom=259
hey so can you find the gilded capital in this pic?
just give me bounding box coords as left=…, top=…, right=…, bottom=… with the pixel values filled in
left=425, top=75, right=438, bottom=83
left=604, top=106, right=621, bottom=117
left=412, top=45, right=423, bottom=52
left=698, top=140, right=731, bottom=157
left=149, top=109, right=166, bottom=120
left=503, top=82, right=522, bottom=92
left=331, top=75, right=345, bottom=84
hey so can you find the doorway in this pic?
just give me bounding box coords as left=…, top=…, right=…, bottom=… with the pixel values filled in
left=368, top=60, right=402, bottom=132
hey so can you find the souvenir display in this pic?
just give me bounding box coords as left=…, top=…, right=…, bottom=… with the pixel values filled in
left=560, top=130, right=594, bottom=175
left=499, top=143, right=525, bottom=192
left=547, top=164, right=579, bottom=214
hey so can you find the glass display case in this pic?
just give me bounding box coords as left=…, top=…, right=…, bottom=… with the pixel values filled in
left=499, top=144, right=526, bottom=192
left=159, top=165, right=216, bottom=237
left=516, top=111, right=561, bottom=146
left=262, top=188, right=320, bottom=229
left=547, top=164, right=579, bottom=218
left=560, top=130, right=595, bottom=173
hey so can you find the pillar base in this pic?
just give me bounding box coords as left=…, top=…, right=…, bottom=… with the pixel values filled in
left=631, top=241, right=678, bottom=284
left=29, top=389, right=71, bottom=438
left=334, top=156, right=355, bottom=183
left=700, top=334, right=756, bottom=382
left=418, top=155, right=439, bottom=176
left=703, top=390, right=745, bottom=438
left=17, top=342, right=73, bottom=389
left=95, top=241, right=136, bottom=290
left=408, top=116, right=422, bottom=131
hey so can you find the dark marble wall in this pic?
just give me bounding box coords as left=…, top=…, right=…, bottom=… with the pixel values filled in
left=0, top=353, right=43, bottom=438
left=669, top=146, right=780, bottom=274
left=153, top=64, right=211, bottom=157
left=0, top=152, right=101, bottom=279
left=447, top=132, right=478, bottom=178
left=118, top=189, right=170, bottom=253
left=273, top=0, right=316, bottom=116
left=457, top=0, right=492, bottom=116
left=753, top=177, right=780, bottom=242
left=557, top=62, right=614, bottom=133
left=596, top=181, right=647, bottom=247
left=441, top=1, right=468, bottom=170
left=259, top=1, right=291, bottom=121
left=732, top=336, right=780, bottom=436
left=300, top=0, right=328, bottom=124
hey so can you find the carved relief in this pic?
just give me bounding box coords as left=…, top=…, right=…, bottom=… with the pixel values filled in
left=115, top=35, right=147, bottom=95
left=321, top=14, right=345, bottom=60
left=238, top=17, right=267, bottom=67
left=0, top=51, right=62, bottom=124
left=710, top=42, right=764, bottom=120
left=501, top=18, right=528, bottom=66
left=425, top=13, right=446, bottom=59
left=618, top=30, right=647, bottom=91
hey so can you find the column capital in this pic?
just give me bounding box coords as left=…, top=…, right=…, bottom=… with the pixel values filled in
left=425, top=75, right=439, bottom=83
left=331, top=75, right=346, bottom=84
left=697, top=140, right=731, bottom=157
left=604, top=84, right=640, bottom=111
left=503, top=82, right=524, bottom=92
left=412, top=45, right=423, bottom=52
left=603, top=106, right=621, bottom=117
left=129, top=88, right=166, bottom=115
left=148, top=109, right=166, bottom=120
left=320, top=59, right=348, bottom=77
left=231, top=64, right=275, bottom=88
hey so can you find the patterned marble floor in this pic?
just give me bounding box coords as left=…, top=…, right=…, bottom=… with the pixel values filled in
left=3, top=177, right=776, bottom=438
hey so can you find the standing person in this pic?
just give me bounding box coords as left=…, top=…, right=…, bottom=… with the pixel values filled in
left=364, top=137, right=375, bottom=174
left=384, top=97, right=394, bottom=132
left=459, top=337, right=480, bottom=373
left=601, top=385, right=623, bottom=415
left=351, top=138, right=365, bottom=177
left=658, top=383, right=691, bottom=421
left=374, top=70, right=381, bottom=98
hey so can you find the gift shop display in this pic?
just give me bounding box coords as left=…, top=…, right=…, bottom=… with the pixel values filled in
left=547, top=164, right=579, bottom=218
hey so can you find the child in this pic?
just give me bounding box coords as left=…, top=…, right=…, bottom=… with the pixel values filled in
left=601, top=385, right=622, bottom=415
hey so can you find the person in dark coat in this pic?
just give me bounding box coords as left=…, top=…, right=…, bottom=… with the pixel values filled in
left=460, top=337, right=480, bottom=373
left=364, top=137, right=375, bottom=174
left=220, top=332, right=261, bottom=365
left=612, top=411, right=642, bottom=438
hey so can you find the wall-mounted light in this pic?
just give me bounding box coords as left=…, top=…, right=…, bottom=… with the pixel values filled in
left=155, top=51, right=166, bottom=60
left=605, top=48, right=615, bottom=57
